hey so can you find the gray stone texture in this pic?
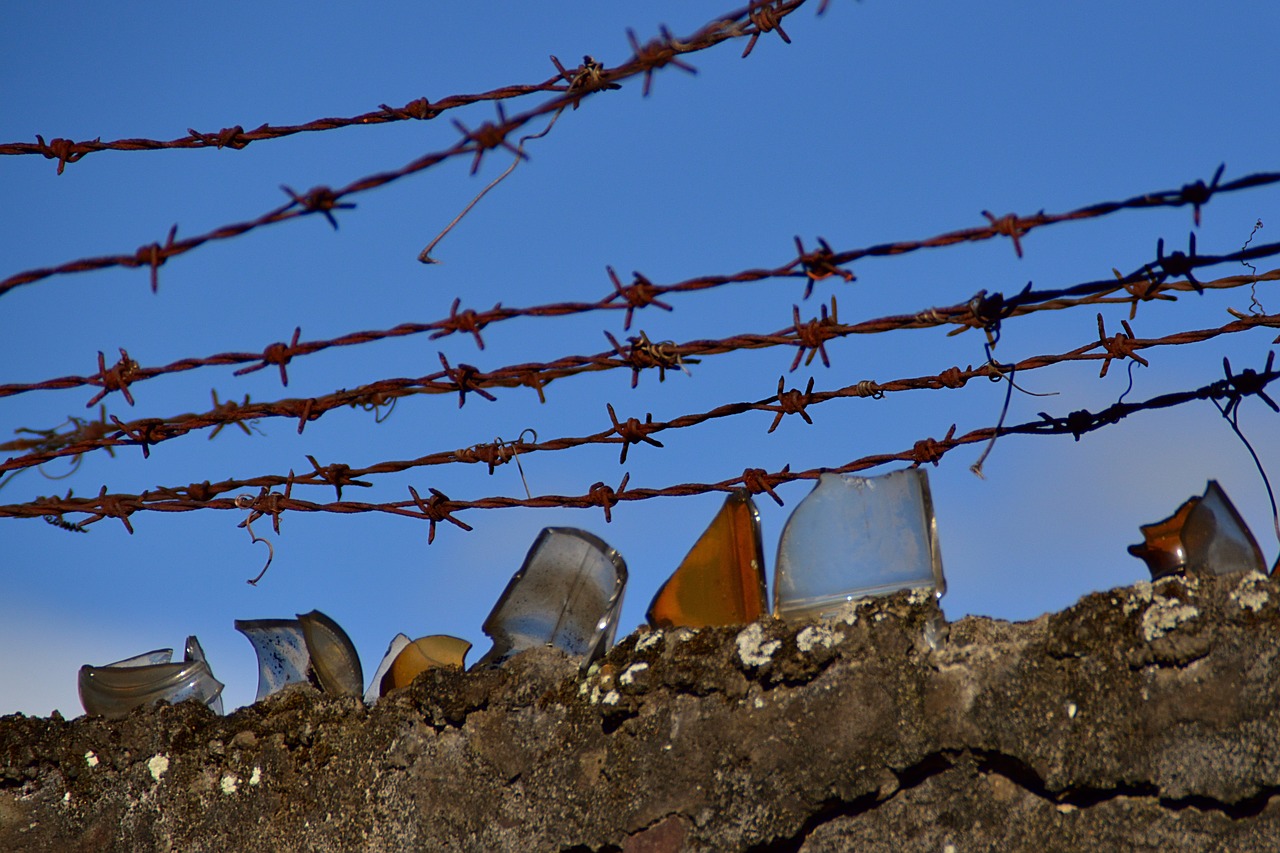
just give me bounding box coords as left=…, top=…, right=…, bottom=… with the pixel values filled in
left=4, top=571, right=1280, bottom=851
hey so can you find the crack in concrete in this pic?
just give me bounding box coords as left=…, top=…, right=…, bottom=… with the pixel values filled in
left=748, top=747, right=1280, bottom=851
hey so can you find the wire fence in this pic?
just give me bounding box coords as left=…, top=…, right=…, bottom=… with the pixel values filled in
left=3, top=0, right=1279, bottom=576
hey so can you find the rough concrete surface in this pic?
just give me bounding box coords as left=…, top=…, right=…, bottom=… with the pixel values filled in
left=4, top=571, right=1280, bottom=851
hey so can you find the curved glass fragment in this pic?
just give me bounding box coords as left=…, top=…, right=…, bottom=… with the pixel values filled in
left=298, top=610, right=364, bottom=698
left=478, top=527, right=628, bottom=667
left=234, top=618, right=311, bottom=702
left=78, top=636, right=225, bottom=719
left=184, top=635, right=223, bottom=716
left=647, top=490, right=767, bottom=628
left=378, top=635, right=472, bottom=697
left=774, top=468, right=945, bottom=621
left=1128, top=480, right=1265, bottom=579
left=365, top=633, right=412, bottom=704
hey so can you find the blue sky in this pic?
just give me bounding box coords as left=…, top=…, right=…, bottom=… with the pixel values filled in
left=3, top=1, right=1279, bottom=718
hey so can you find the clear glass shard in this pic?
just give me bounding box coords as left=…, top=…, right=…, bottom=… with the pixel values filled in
left=478, top=527, right=628, bottom=667
left=297, top=610, right=363, bottom=698
left=234, top=618, right=311, bottom=702
left=183, top=635, right=223, bottom=715
left=106, top=648, right=174, bottom=668
left=773, top=468, right=945, bottom=621
left=1128, top=480, right=1266, bottom=579
left=379, top=635, right=472, bottom=697
left=646, top=490, right=767, bottom=628
left=78, top=636, right=224, bottom=719
left=366, top=633, right=412, bottom=704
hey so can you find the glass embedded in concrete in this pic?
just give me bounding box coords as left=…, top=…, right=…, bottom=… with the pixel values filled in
left=773, top=468, right=945, bottom=621
left=647, top=490, right=767, bottom=629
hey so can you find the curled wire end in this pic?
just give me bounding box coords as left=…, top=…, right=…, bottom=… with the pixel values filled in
left=417, top=250, right=441, bottom=265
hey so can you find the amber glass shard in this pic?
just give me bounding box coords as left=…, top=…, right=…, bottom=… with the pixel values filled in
left=379, top=635, right=472, bottom=696
left=773, top=468, right=945, bottom=621
left=477, top=527, right=628, bottom=667
left=646, top=490, right=767, bottom=629
left=1128, top=480, right=1265, bottom=579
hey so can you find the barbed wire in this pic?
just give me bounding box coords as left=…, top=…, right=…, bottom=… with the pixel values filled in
left=0, top=0, right=811, bottom=299
left=3, top=261, right=1274, bottom=479
left=2, top=258, right=1269, bottom=479
left=5, top=307, right=1277, bottom=531
left=5, top=164, right=1277, bottom=402
left=7, top=354, right=1275, bottom=538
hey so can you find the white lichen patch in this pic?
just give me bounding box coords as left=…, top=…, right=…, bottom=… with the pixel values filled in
left=601, top=690, right=620, bottom=706
left=589, top=685, right=602, bottom=705
left=908, top=587, right=933, bottom=605
left=1233, top=571, right=1270, bottom=612
left=753, top=696, right=765, bottom=709
left=147, top=754, right=169, bottom=782
left=634, top=631, right=663, bottom=653
left=736, top=623, right=781, bottom=667
left=619, top=662, right=649, bottom=686
left=220, top=774, right=240, bottom=795
left=1141, top=596, right=1199, bottom=641
left=1122, top=581, right=1154, bottom=615
left=84, top=751, right=98, bottom=768
left=796, top=625, right=844, bottom=653
left=249, top=767, right=262, bottom=787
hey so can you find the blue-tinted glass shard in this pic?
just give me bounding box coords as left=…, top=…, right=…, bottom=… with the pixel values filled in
left=78, top=636, right=224, bottom=719
left=366, top=633, right=411, bottom=704
left=297, top=610, right=363, bottom=698
left=234, top=618, right=311, bottom=702
left=1128, top=480, right=1265, bottom=579
left=478, top=527, right=628, bottom=667
left=774, top=469, right=945, bottom=620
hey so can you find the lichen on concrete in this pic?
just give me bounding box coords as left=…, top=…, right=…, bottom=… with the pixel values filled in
left=5, top=573, right=1280, bottom=851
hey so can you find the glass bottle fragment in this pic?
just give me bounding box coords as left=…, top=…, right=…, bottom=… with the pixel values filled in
left=365, top=634, right=412, bottom=704
left=477, top=527, right=627, bottom=667
left=646, top=490, right=767, bottom=628
left=235, top=618, right=311, bottom=702
left=376, top=635, right=472, bottom=697
left=773, top=468, right=945, bottom=621
left=78, top=636, right=225, bottom=719
left=235, top=609, right=363, bottom=700
left=1127, top=480, right=1266, bottom=579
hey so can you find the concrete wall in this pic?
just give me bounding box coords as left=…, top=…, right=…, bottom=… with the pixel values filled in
left=4, top=571, right=1280, bottom=851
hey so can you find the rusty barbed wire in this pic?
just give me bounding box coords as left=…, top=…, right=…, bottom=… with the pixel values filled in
left=3, top=263, right=1276, bottom=478
left=9, top=355, right=1277, bottom=533
left=6, top=307, right=1278, bottom=527
left=0, top=0, right=807, bottom=170
left=0, top=0, right=811, bottom=299
left=5, top=190, right=1277, bottom=406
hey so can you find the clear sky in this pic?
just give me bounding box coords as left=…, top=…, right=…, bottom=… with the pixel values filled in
left=3, top=1, right=1279, bottom=718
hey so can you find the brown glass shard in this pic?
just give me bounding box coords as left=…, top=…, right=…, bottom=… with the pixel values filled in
left=646, top=490, right=767, bottom=628
left=1128, top=480, right=1265, bottom=580
left=379, top=635, right=471, bottom=696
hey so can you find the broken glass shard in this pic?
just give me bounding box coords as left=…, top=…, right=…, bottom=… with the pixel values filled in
left=377, top=635, right=472, bottom=697
left=647, top=490, right=767, bottom=628
left=78, top=636, right=225, bottom=719
left=365, top=633, right=412, bottom=704
left=477, top=527, right=627, bottom=667
left=298, top=610, right=363, bottom=698
left=235, top=618, right=311, bottom=702
left=773, top=468, right=945, bottom=621
left=1127, top=480, right=1266, bottom=579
